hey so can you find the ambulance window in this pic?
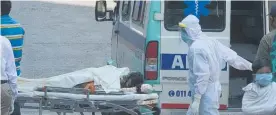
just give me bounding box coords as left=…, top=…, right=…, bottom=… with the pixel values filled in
left=132, top=1, right=146, bottom=28
left=121, top=1, right=131, bottom=21
left=164, top=1, right=226, bottom=32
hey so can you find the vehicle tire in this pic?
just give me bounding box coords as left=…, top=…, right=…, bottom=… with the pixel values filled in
left=109, top=112, right=128, bottom=115
left=102, top=111, right=141, bottom=115
left=10, top=102, right=21, bottom=115
left=134, top=109, right=141, bottom=115
left=101, top=113, right=111, bottom=115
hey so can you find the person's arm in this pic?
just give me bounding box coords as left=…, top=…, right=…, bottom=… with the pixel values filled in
left=217, top=42, right=252, bottom=71
left=191, top=49, right=210, bottom=95
left=4, top=38, right=18, bottom=100
left=254, top=36, right=271, bottom=67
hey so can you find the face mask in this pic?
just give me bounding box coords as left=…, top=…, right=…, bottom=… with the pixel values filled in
left=180, top=28, right=191, bottom=43
left=255, top=73, right=273, bottom=87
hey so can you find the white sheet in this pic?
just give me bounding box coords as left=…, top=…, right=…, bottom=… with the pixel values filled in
left=242, top=82, right=276, bottom=115
left=17, top=65, right=130, bottom=93
left=18, top=91, right=159, bottom=101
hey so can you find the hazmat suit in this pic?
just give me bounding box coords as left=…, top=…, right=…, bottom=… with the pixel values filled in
left=179, top=15, right=252, bottom=115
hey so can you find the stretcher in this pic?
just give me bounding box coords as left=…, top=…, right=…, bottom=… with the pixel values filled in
left=16, top=86, right=159, bottom=115
left=15, top=66, right=160, bottom=115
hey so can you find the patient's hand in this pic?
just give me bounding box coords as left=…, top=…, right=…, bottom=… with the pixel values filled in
left=140, top=84, right=153, bottom=93
left=84, top=81, right=95, bottom=94
left=121, top=84, right=153, bottom=94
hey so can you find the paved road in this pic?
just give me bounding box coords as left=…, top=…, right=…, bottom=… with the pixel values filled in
left=11, top=0, right=113, bottom=79
left=10, top=1, right=113, bottom=115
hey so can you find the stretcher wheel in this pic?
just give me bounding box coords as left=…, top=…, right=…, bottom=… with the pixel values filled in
left=10, top=102, right=21, bottom=115
left=102, top=110, right=141, bottom=115
left=134, top=109, right=141, bottom=115
left=101, top=112, right=111, bottom=115
left=152, top=107, right=161, bottom=115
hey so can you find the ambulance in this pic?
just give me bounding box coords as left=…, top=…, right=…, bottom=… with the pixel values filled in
left=95, top=0, right=276, bottom=114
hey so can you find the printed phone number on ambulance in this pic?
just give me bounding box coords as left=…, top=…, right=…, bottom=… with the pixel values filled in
left=168, top=90, right=192, bottom=97
left=168, top=90, right=223, bottom=98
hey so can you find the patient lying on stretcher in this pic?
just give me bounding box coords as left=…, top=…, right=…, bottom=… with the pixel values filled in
left=75, top=72, right=153, bottom=94
left=17, top=65, right=153, bottom=94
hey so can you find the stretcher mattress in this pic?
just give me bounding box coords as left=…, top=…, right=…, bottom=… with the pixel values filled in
left=18, top=91, right=158, bottom=101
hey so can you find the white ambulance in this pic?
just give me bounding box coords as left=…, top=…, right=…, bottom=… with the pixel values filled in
left=95, top=0, right=276, bottom=114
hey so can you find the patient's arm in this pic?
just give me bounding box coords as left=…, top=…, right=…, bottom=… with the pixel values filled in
left=121, top=84, right=153, bottom=94
left=84, top=81, right=95, bottom=94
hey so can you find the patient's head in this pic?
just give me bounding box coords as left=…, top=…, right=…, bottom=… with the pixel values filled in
left=252, top=59, right=273, bottom=87
left=120, top=72, right=144, bottom=88
left=252, top=59, right=271, bottom=74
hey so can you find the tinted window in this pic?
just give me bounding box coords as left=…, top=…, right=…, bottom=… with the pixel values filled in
left=164, top=1, right=226, bottom=32
left=132, top=1, right=146, bottom=27
left=122, top=1, right=131, bottom=21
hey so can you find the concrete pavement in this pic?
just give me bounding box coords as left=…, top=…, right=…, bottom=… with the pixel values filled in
left=11, top=1, right=112, bottom=79
left=10, top=1, right=112, bottom=115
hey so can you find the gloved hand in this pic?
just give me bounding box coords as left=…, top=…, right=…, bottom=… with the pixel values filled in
left=249, top=63, right=253, bottom=71
left=140, top=84, right=153, bottom=93
left=121, top=84, right=153, bottom=93
left=190, top=94, right=201, bottom=115
left=9, top=99, right=15, bottom=114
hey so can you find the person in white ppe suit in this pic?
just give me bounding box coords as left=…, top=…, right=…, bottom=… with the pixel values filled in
left=179, top=15, right=253, bottom=115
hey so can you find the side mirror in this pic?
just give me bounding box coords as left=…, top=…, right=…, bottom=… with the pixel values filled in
left=95, top=0, right=113, bottom=21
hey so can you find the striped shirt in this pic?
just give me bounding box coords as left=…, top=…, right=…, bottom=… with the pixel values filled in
left=1, top=15, right=25, bottom=76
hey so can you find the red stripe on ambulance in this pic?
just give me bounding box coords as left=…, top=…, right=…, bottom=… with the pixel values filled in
left=161, top=103, right=227, bottom=110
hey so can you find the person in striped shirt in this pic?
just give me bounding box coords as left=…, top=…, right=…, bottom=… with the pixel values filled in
left=1, top=1, right=25, bottom=115
left=1, top=0, right=25, bottom=77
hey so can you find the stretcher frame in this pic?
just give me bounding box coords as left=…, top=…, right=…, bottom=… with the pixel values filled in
left=16, top=86, right=159, bottom=115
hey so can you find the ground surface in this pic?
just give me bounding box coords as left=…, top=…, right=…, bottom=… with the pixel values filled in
left=10, top=1, right=244, bottom=115
left=11, top=1, right=111, bottom=115
left=12, top=1, right=113, bottom=79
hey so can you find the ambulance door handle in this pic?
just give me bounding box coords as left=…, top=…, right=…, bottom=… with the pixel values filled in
left=114, top=30, right=119, bottom=34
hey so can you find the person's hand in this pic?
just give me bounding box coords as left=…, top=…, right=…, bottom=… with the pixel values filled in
left=190, top=94, right=201, bottom=115
left=140, top=84, right=153, bottom=93
left=9, top=99, right=15, bottom=114
left=249, top=63, right=253, bottom=71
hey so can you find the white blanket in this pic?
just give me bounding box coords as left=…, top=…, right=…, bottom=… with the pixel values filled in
left=17, top=65, right=130, bottom=93
left=242, top=82, right=276, bottom=115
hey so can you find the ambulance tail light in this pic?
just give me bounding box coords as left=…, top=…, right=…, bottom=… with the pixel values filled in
left=145, top=41, right=158, bottom=80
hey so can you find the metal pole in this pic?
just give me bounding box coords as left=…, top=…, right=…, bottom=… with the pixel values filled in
left=39, top=99, right=43, bottom=115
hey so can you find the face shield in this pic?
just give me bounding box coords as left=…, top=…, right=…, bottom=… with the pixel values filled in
left=179, top=23, right=191, bottom=43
